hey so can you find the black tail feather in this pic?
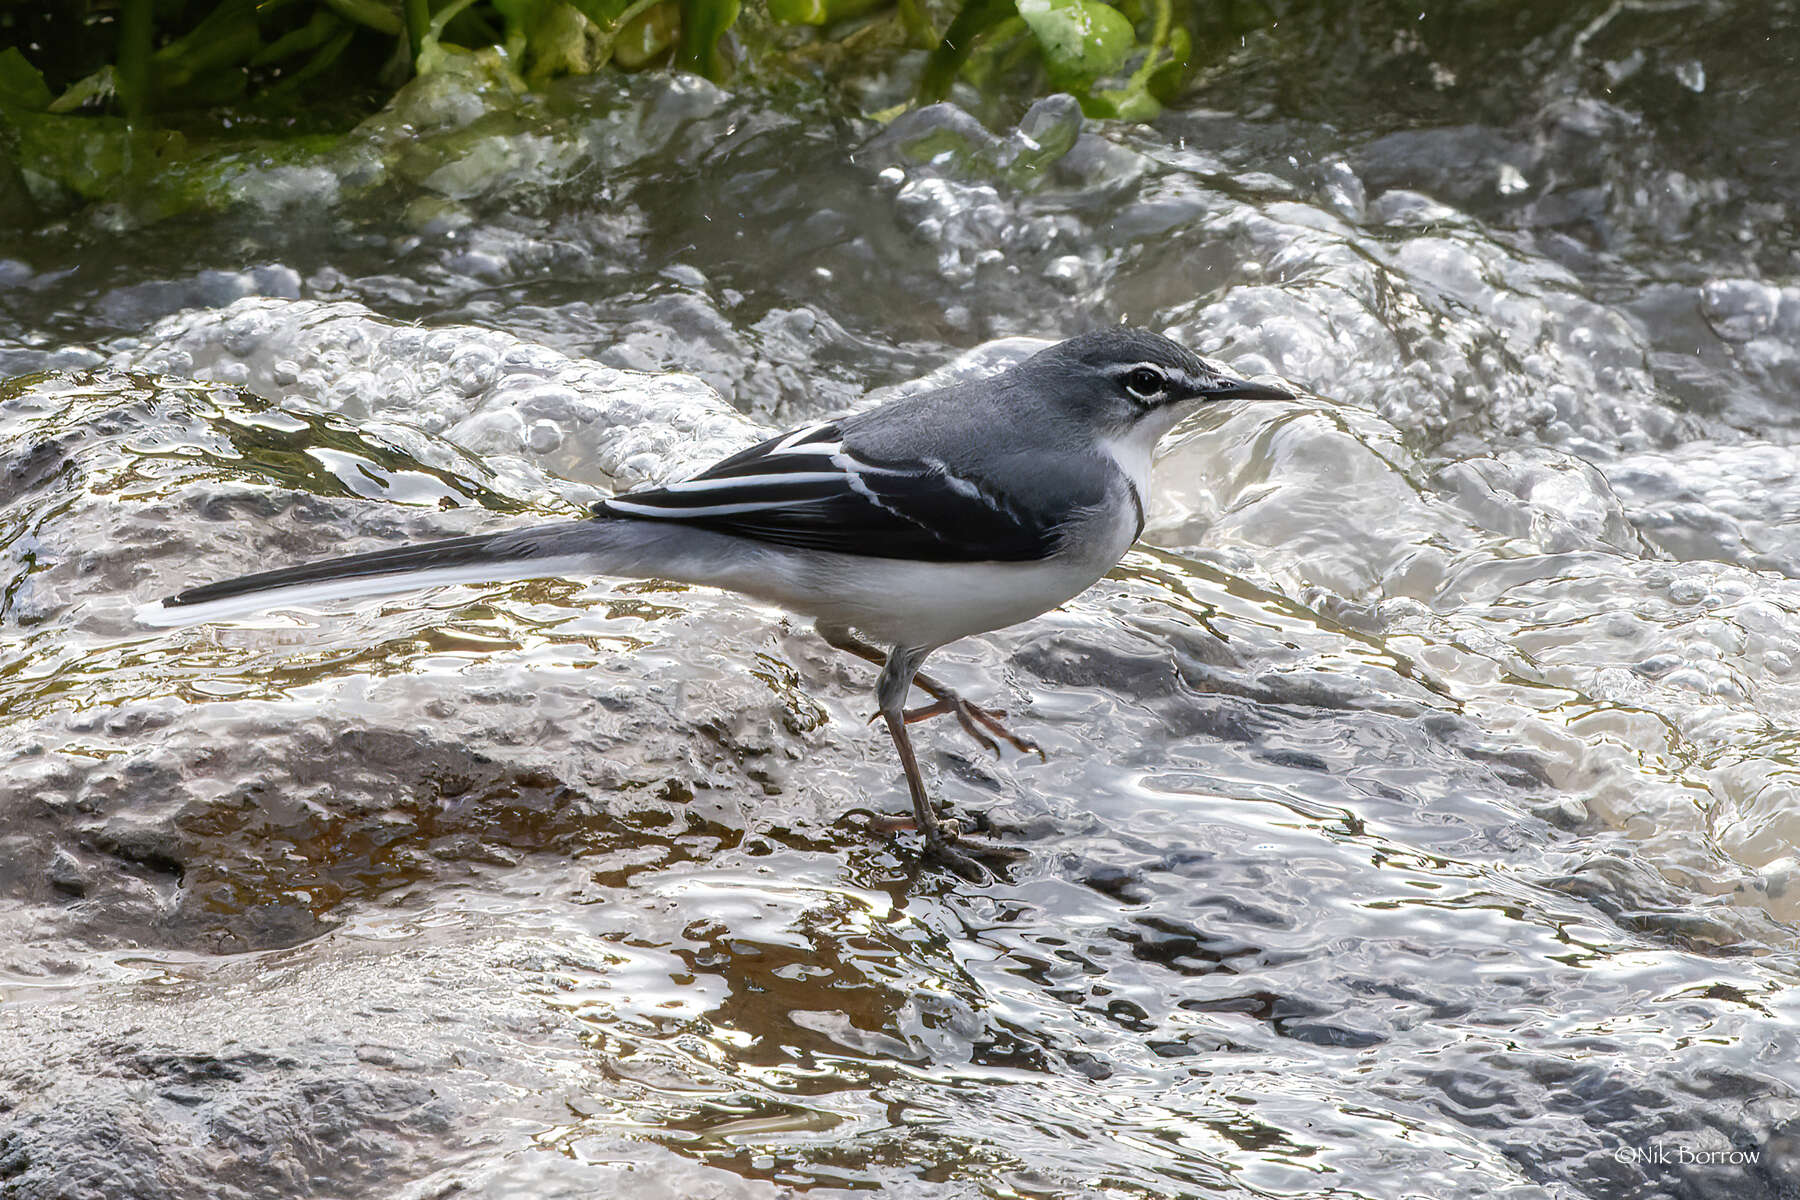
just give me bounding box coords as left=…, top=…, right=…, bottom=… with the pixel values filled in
left=164, top=531, right=516, bottom=608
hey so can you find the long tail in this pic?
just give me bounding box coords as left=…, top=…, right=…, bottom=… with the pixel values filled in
left=146, top=519, right=612, bottom=625
left=166, top=531, right=525, bottom=607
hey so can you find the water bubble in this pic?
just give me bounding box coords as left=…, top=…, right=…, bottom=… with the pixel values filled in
left=1700, top=279, right=1781, bottom=342
left=1315, top=158, right=1367, bottom=222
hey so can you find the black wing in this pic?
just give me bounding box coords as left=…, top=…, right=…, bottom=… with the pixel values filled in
left=590, top=421, right=1064, bottom=563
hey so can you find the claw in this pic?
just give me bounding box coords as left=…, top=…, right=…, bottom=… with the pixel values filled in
left=905, top=696, right=1044, bottom=760
left=827, top=629, right=1037, bottom=879
left=924, top=837, right=992, bottom=883
left=866, top=813, right=1014, bottom=880
left=922, top=824, right=1028, bottom=881
left=905, top=698, right=1000, bottom=756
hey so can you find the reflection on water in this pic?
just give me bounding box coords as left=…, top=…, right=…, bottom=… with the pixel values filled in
left=4, top=5, right=1800, bottom=1195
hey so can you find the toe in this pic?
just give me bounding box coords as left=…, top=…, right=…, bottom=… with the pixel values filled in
left=926, top=839, right=992, bottom=883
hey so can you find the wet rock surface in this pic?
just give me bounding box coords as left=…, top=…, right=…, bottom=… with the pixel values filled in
left=6, top=6, right=1800, bottom=1196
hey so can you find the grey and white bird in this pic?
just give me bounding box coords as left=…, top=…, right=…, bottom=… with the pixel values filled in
left=161, top=328, right=1291, bottom=876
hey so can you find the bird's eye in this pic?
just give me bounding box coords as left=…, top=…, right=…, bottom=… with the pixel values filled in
left=1123, top=367, right=1167, bottom=400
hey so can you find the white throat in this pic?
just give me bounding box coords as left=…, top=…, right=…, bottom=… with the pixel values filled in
left=1100, top=404, right=1192, bottom=496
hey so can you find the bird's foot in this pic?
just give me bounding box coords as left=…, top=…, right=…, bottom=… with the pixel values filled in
left=922, top=829, right=993, bottom=882
left=866, top=813, right=1025, bottom=882
left=898, top=696, right=1046, bottom=760
left=921, top=819, right=1028, bottom=882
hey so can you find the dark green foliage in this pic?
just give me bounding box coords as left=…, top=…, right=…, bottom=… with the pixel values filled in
left=676, top=0, right=739, bottom=77
left=918, top=0, right=1014, bottom=102
left=0, top=0, right=1214, bottom=118
left=0, top=48, right=54, bottom=111
left=0, top=0, right=1231, bottom=222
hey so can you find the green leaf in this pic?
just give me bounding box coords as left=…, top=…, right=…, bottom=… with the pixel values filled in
left=1015, top=0, right=1132, bottom=84
left=259, top=27, right=357, bottom=102
left=576, top=0, right=671, bottom=70
left=0, top=49, right=53, bottom=112
left=767, top=0, right=828, bottom=25
left=405, top=0, right=432, bottom=59
left=773, top=0, right=891, bottom=25
left=675, top=0, right=739, bottom=79
left=1081, top=82, right=1158, bottom=120
left=47, top=67, right=116, bottom=114
left=154, top=0, right=263, bottom=75
left=564, top=0, right=636, bottom=27
left=250, top=11, right=350, bottom=67
left=770, top=0, right=895, bottom=25
left=1081, top=0, right=1175, bottom=120
left=517, top=2, right=604, bottom=80
left=919, top=0, right=1016, bottom=103
left=321, top=0, right=404, bottom=37
left=611, top=0, right=681, bottom=68
left=1146, top=21, right=1189, bottom=100
left=415, top=0, right=488, bottom=74
left=492, top=0, right=550, bottom=60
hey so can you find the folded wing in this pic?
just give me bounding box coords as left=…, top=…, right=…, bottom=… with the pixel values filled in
left=593, top=421, right=1064, bottom=562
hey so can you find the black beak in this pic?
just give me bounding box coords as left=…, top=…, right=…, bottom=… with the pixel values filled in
left=1204, top=374, right=1293, bottom=402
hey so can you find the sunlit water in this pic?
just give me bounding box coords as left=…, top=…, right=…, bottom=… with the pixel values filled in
left=3, top=8, right=1798, bottom=1197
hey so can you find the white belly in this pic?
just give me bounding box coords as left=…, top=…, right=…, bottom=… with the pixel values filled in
left=787, top=552, right=1114, bottom=647
left=682, top=497, right=1141, bottom=650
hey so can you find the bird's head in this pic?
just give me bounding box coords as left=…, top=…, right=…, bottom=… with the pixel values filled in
left=1022, top=327, right=1291, bottom=444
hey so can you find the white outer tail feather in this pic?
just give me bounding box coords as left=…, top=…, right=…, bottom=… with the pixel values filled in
left=136, top=554, right=598, bottom=627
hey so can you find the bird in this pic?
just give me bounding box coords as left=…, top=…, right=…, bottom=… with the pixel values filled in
left=160, top=328, right=1292, bottom=878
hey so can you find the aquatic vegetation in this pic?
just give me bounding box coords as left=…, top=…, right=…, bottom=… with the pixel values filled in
left=0, top=0, right=1211, bottom=217
left=4, top=2, right=1798, bottom=1194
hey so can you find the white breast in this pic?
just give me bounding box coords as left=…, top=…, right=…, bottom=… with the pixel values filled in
left=1099, top=406, right=1185, bottom=500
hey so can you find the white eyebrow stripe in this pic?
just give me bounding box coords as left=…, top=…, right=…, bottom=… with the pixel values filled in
left=1108, top=361, right=1227, bottom=393
left=1113, top=362, right=1178, bottom=385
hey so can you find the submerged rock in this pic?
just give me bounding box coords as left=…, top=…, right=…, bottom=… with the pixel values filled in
left=7, top=12, right=1800, bottom=1189
left=4, top=349, right=1799, bottom=1196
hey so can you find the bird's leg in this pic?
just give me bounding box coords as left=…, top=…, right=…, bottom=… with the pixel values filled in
left=817, top=622, right=1042, bottom=760
left=875, top=645, right=990, bottom=881
left=874, top=647, right=986, bottom=881
left=881, top=712, right=992, bottom=882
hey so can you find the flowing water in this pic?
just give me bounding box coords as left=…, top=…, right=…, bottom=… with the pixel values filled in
left=2, top=4, right=1798, bottom=1197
